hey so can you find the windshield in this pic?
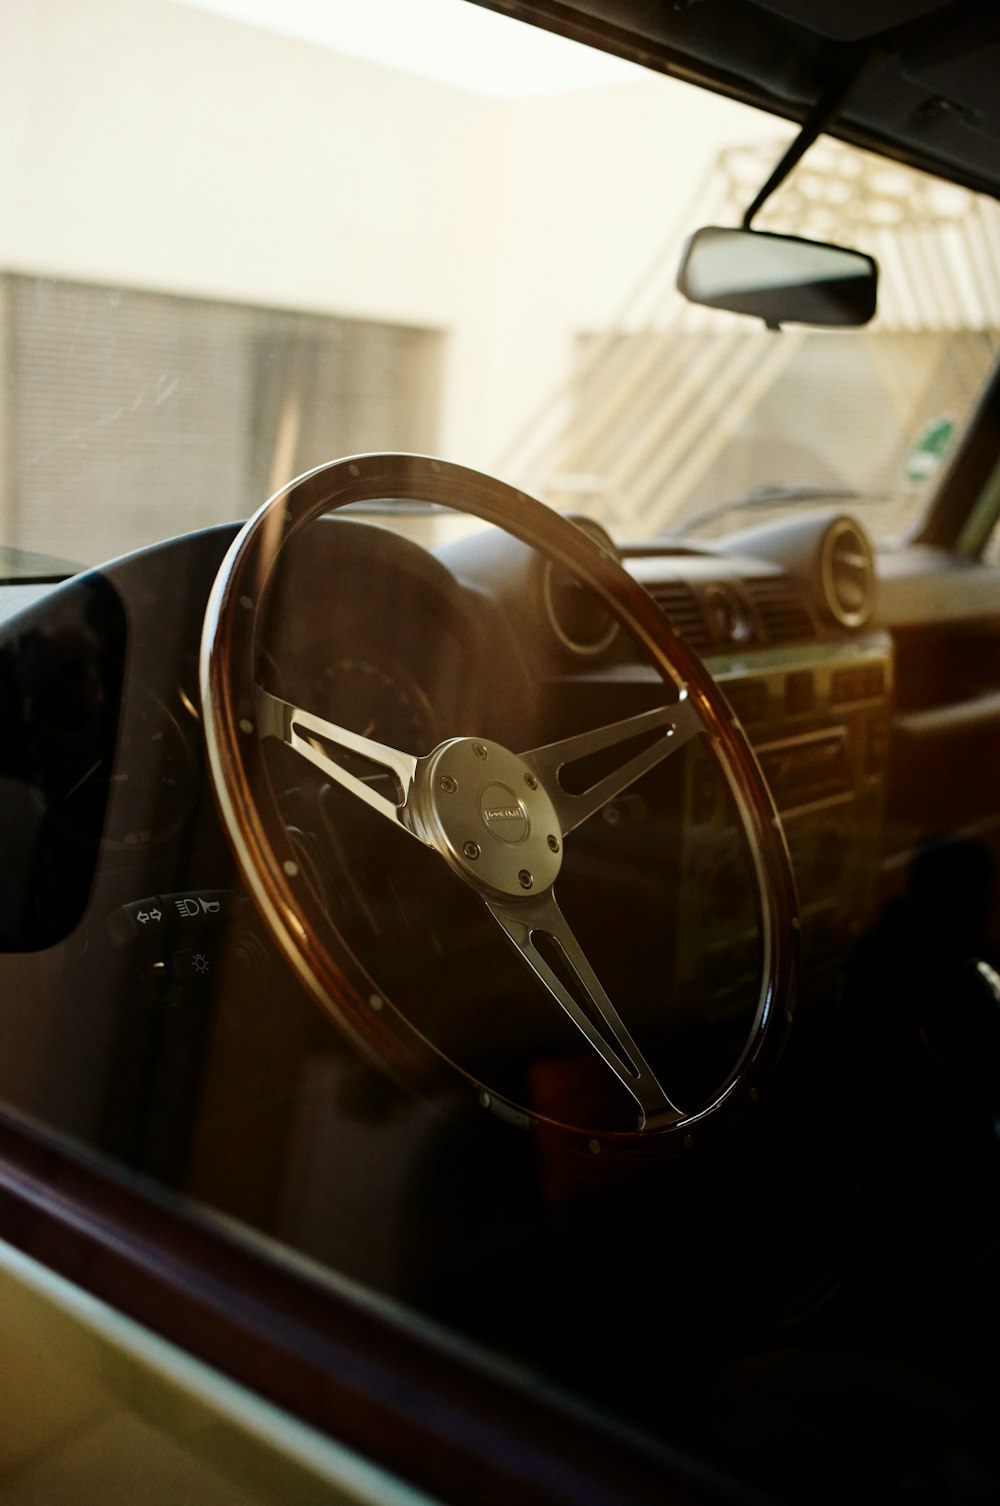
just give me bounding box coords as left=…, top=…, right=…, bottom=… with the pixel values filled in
left=2, top=0, right=998, bottom=568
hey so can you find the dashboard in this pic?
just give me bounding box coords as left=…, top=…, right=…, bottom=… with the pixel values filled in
left=0, top=502, right=891, bottom=1155
left=445, top=506, right=892, bottom=993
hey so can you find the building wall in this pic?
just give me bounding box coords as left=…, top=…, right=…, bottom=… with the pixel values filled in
left=0, top=0, right=780, bottom=488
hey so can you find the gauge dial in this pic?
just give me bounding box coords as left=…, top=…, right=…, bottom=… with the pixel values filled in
left=51, top=687, right=200, bottom=850
left=321, top=656, right=436, bottom=760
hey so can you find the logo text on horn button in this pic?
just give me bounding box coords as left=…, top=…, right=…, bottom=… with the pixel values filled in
left=479, top=783, right=530, bottom=843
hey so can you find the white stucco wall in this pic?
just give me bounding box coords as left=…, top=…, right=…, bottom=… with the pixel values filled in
left=0, top=0, right=783, bottom=471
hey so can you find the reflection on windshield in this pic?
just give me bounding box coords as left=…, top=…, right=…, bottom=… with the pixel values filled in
left=686, top=228, right=874, bottom=294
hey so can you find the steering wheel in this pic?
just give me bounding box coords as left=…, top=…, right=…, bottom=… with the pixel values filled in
left=200, top=454, right=797, bottom=1163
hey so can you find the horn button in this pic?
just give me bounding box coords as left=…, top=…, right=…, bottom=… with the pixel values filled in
left=416, top=737, right=562, bottom=898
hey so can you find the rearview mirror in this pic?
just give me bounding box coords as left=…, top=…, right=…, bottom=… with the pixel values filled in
left=677, top=225, right=877, bottom=328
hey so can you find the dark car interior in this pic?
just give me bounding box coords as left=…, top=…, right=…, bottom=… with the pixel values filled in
left=1, top=3, right=999, bottom=1505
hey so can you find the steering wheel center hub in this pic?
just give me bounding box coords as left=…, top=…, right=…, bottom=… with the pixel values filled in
left=417, top=737, right=562, bottom=897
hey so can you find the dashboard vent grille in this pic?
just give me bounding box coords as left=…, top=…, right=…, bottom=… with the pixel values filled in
left=647, top=581, right=711, bottom=652
left=743, top=574, right=815, bottom=644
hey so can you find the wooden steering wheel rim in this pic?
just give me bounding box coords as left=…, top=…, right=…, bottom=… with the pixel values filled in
left=200, top=453, right=798, bottom=1163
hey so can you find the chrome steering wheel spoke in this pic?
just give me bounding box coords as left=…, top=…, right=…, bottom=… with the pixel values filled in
left=257, top=689, right=699, bottom=1126
left=486, top=889, right=683, bottom=1127
left=521, top=700, right=703, bottom=837
left=256, top=685, right=422, bottom=835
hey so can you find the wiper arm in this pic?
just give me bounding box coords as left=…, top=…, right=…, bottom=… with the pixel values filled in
left=666, top=482, right=861, bottom=541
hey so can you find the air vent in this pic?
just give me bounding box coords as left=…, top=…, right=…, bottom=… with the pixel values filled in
left=542, top=516, right=620, bottom=656
left=646, top=581, right=712, bottom=652
left=821, top=517, right=875, bottom=628
left=743, top=574, right=816, bottom=644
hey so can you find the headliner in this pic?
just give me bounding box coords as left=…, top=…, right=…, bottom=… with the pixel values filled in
left=470, top=1, right=1000, bottom=198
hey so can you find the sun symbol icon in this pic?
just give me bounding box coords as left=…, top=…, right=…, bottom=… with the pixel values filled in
left=192, top=953, right=210, bottom=975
